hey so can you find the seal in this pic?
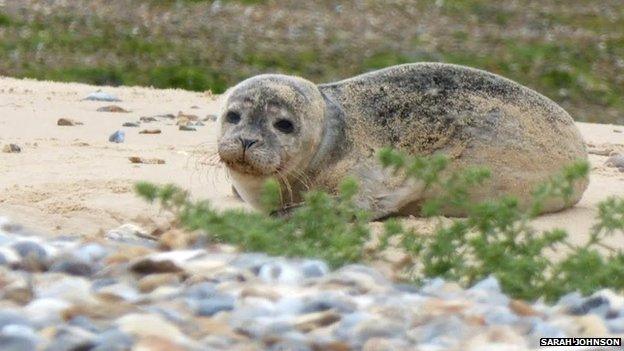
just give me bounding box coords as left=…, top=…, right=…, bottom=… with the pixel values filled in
left=217, top=63, right=588, bottom=219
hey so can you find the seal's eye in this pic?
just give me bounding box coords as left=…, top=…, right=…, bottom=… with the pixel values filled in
left=225, top=111, right=241, bottom=124
left=274, top=119, right=294, bottom=134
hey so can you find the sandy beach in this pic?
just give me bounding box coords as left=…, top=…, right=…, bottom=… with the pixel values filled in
left=1, top=76, right=623, bottom=248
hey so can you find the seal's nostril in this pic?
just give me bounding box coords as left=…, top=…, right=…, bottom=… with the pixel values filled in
left=240, top=138, right=259, bottom=150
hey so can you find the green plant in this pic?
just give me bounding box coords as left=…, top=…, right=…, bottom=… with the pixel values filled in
left=136, top=149, right=624, bottom=302
left=136, top=177, right=370, bottom=268
left=377, top=148, right=624, bottom=301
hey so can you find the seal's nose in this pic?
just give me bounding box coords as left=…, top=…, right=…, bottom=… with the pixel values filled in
left=239, top=137, right=259, bottom=150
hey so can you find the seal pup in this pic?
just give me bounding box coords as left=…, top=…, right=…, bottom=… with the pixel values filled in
left=217, top=63, right=588, bottom=219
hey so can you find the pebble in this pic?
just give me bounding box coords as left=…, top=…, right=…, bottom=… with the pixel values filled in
left=2, top=144, right=21, bottom=153
left=49, top=255, right=94, bottom=276
left=106, top=223, right=157, bottom=246
left=116, top=313, right=187, bottom=344
left=154, top=113, right=176, bottom=119
left=139, top=129, right=162, bottom=134
left=605, top=154, right=624, bottom=170
left=301, top=259, right=329, bottom=278
left=259, top=261, right=305, bottom=285
left=44, top=325, right=95, bottom=351
left=24, top=298, right=71, bottom=327
left=97, top=105, right=130, bottom=113
left=122, top=122, right=140, bottom=127
left=91, top=329, right=134, bottom=351
left=74, top=243, right=109, bottom=262
left=301, top=294, right=356, bottom=314
left=128, top=156, right=166, bottom=165
left=177, top=111, right=199, bottom=121
left=0, top=311, right=32, bottom=329
left=179, top=125, right=197, bottom=131
left=108, top=130, right=125, bottom=143
left=193, top=295, right=235, bottom=316
left=0, top=334, right=38, bottom=351
left=204, top=114, right=218, bottom=122
left=607, top=317, right=624, bottom=333
left=56, top=118, right=83, bottom=126
left=588, top=148, right=613, bottom=156
left=11, top=240, right=48, bottom=260
left=84, top=91, right=121, bottom=102
left=139, top=116, right=158, bottom=123
left=0, top=218, right=622, bottom=349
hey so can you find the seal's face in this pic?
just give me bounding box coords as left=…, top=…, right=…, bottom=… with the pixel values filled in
left=217, top=75, right=324, bottom=178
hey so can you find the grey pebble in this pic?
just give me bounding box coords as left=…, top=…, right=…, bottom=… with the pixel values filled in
left=185, top=282, right=217, bottom=299
left=419, top=277, right=446, bottom=295
left=230, top=253, right=272, bottom=272
left=154, top=113, right=175, bottom=119
left=108, top=130, right=125, bottom=143
left=179, top=125, right=197, bottom=131
left=607, top=317, right=624, bottom=333
left=0, top=311, right=33, bottom=329
left=0, top=232, right=14, bottom=245
left=529, top=319, right=566, bottom=339
left=49, top=256, right=94, bottom=276
left=0, top=335, right=37, bottom=351
left=68, top=316, right=100, bottom=333
left=139, top=116, right=157, bottom=123
left=352, top=318, right=406, bottom=346
left=43, top=326, right=95, bottom=351
left=569, top=295, right=610, bottom=316
left=259, top=261, right=304, bottom=284
left=194, top=295, right=235, bottom=316
left=233, top=317, right=293, bottom=339
left=408, top=315, right=466, bottom=344
left=268, top=331, right=312, bottom=351
left=606, top=154, right=624, bottom=168
left=483, top=305, right=519, bottom=325
left=301, top=295, right=356, bottom=314
left=394, top=283, right=420, bottom=294
left=469, top=275, right=501, bottom=293
left=144, top=306, right=186, bottom=324
left=90, top=277, right=117, bottom=291
left=91, top=329, right=134, bottom=351
left=84, top=91, right=120, bottom=102
left=11, top=241, right=47, bottom=260
left=334, top=312, right=371, bottom=340
left=301, top=260, right=329, bottom=278
left=74, top=243, right=109, bottom=263
left=122, top=122, right=140, bottom=127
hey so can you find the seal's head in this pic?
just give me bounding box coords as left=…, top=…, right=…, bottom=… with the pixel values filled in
left=218, top=75, right=325, bottom=178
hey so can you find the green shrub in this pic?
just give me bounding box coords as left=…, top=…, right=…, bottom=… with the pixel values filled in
left=136, top=149, right=624, bottom=302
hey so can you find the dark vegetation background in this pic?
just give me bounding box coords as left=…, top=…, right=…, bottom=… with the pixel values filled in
left=1, top=0, right=622, bottom=124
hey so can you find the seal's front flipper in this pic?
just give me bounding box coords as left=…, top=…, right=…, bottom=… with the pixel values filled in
left=270, top=202, right=304, bottom=218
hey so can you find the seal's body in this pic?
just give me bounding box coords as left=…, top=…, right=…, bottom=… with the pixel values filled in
left=217, top=63, right=588, bottom=219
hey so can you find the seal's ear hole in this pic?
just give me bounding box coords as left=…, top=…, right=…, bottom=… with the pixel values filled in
left=225, top=111, right=241, bottom=124
left=274, top=119, right=294, bottom=134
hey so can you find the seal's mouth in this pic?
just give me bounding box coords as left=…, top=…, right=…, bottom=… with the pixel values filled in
left=218, top=151, right=282, bottom=177
left=217, top=137, right=283, bottom=176
left=222, top=159, right=272, bottom=176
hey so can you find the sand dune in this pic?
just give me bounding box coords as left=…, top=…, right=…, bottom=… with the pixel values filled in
left=1, top=76, right=623, bottom=249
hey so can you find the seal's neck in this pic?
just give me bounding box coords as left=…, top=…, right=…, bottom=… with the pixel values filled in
left=307, top=90, right=349, bottom=175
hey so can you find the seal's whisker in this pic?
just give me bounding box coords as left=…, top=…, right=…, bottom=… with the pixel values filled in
left=276, top=171, right=293, bottom=205
left=290, top=169, right=311, bottom=191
